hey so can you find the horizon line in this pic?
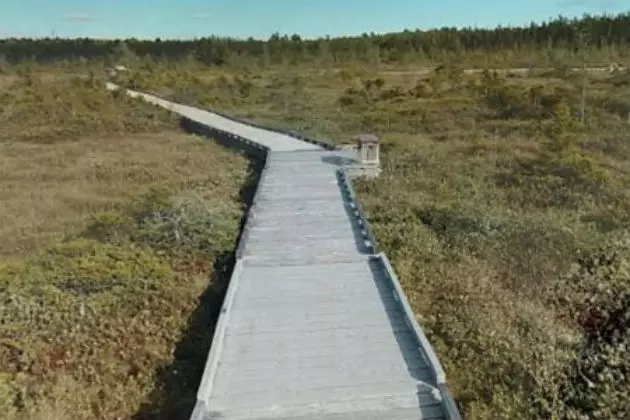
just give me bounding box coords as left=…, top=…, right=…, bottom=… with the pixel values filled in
left=1, top=10, right=628, bottom=42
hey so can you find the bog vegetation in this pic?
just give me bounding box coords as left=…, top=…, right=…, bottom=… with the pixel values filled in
left=114, top=54, right=630, bottom=420
left=0, top=73, right=255, bottom=419
left=2, top=11, right=630, bottom=420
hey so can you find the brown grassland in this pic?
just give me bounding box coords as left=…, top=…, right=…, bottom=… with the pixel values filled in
left=0, top=71, right=256, bottom=419
left=1, top=53, right=630, bottom=420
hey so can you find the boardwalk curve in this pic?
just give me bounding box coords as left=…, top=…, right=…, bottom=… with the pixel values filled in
left=107, top=83, right=462, bottom=420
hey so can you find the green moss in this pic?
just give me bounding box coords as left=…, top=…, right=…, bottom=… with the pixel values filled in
left=0, top=180, right=247, bottom=419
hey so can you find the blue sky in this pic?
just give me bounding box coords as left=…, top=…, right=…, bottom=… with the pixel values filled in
left=1, top=0, right=627, bottom=40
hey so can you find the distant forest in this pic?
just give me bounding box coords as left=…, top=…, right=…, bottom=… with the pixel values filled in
left=1, top=13, right=630, bottom=66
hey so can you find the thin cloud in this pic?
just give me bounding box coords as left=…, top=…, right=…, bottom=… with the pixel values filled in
left=0, top=29, right=16, bottom=38
left=64, top=13, right=95, bottom=22
left=190, top=12, right=212, bottom=20
left=557, top=0, right=617, bottom=8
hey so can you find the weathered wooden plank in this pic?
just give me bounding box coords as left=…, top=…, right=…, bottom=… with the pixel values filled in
left=111, top=86, right=461, bottom=420
left=198, top=150, right=450, bottom=420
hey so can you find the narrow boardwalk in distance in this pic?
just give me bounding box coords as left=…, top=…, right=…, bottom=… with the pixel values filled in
left=110, top=84, right=462, bottom=420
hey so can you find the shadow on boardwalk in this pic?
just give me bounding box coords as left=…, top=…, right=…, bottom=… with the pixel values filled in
left=132, top=123, right=263, bottom=419
left=179, top=116, right=267, bottom=160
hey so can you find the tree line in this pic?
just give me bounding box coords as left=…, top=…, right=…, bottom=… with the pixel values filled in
left=1, top=12, right=630, bottom=66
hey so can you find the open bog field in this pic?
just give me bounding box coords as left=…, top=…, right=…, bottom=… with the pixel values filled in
left=0, top=71, right=255, bottom=419
left=1, top=51, right=630, bottom=419
left=119, top=61, right=630, bottom=419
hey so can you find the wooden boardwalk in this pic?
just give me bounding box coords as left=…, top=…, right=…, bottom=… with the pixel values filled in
left=110, top=84, right=462, bottom=420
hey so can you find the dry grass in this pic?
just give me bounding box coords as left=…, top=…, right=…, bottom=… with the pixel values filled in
left=0, top=70, right=254, bottom=420
left=0, top=71, right=232, bottom=261
left=0, top=131, right=244, bottom=260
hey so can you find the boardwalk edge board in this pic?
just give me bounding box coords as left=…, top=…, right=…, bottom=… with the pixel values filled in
left=138, top=87, right=338, bottom=151
left=192, top=259, right=245, bottom=419
left=338, top=168, right=379, bottom=254
left=339, top=167, right=461, bottom=420
left=108, top=83, right=463, bottom=420
left=377, top=253, right=463, bottom=420
left=236, top=154, right=272, bottom=259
